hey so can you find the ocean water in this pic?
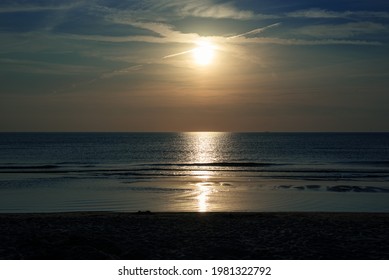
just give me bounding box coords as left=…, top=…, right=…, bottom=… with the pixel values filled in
left=0, top=132, right=388, bottom=212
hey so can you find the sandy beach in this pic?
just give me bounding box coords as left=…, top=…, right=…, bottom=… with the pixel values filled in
left=0, top=212, right=388, bottom=260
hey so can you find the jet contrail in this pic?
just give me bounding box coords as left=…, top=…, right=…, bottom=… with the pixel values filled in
left=52, top=65, right=144, bottom=93
left=163, top=23, right=281, bottom=59
left=100, top=64, right=143, bottom=78
left=163, top=49, right=195, bottom=59
left=227, top=22, right=281, bottom=40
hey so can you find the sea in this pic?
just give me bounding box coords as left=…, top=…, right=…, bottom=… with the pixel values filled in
left=0, top=132, right=388, bottom=213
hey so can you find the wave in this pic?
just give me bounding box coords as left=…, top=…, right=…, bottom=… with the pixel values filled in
left=56, top=161, right=97, bottom=166
left=1, top=161, right=388, bottom=183
left=119, top=185, right=193, bottom=192
left=273, top=184, right=389, bottom=193
left=0, top=165, right=59, bottom=170
left=327, top=185, right=389, bottom=193
left=336, top=160, right=389, bottom=166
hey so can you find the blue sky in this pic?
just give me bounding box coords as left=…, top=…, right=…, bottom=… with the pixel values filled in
left=1, top=0, right=388, bottom=131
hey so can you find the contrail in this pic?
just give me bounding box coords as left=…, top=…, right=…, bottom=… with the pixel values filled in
left=100, top=64, right=143, bottom=78
left=227, top=22, right=281, bottom=39
left=52, top=65, right=144, bottom=93
left=163, top=49, right=195, bottom=59
left=163, top=23, right=281, bottom=59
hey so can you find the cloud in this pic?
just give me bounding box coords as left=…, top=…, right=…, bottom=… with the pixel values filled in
left=287, top=8, right=389, bottom=19
left=57, top=33, right=166, bottom=43
left=229, top=37, right=382, bottom=46
left=287, top=8, right=343, bottom=18
left=60, top=20, right=200, bottom=44
left=172, top=0, right=254, bottom=19
left=122, top=20, right=200, bottom=43
left=0, top=2, right=81, bottom=13
left=111, top=0, right=255, bottom=20
left=0, top=58, right=102, bottom=75
left=353, top=11, right=389, bottom=19
left=296, top=22, right=387, bottom=38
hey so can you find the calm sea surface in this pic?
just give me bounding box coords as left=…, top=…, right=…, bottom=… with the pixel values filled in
left=0, top=132, right=388, bottom=212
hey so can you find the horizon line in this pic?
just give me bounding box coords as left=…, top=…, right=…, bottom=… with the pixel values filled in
left=1, top=131, right=388, bottom=134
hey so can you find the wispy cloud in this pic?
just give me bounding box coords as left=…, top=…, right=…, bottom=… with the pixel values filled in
left=0, top=58, right=102, bottom=75
left=287, top=8, right=344, bottom=18
left=0, top=2, right=81, bottom=13
left=143, top=0, right=255, bottom=20
left=287, top=8, right=389, bottom=19
left=123, top=21, right=200, bottom=43
left=233, top=37, right=382, bottom=46
left=296, top=22, right=387, bottom=38
left=60, top=22, right=200, bottom=44
left=173, top=1, right=254, bottom=19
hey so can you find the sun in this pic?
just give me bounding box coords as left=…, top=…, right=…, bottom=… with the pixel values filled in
left=193, top=40, right=215, bottom=66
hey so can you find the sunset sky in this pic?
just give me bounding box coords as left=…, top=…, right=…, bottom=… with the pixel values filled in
left=1, top=0, right=388, bottom=132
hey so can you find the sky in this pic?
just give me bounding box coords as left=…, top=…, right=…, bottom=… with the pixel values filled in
left=0, top=0, right=388, bottom=132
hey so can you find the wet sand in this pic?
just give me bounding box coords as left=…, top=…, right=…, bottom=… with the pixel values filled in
left=0, top=212, right=388, bottom=260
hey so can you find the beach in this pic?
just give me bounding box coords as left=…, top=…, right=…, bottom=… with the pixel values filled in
left=0, top=212, right=388, bottom=260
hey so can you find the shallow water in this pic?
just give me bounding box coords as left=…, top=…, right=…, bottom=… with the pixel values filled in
left=0, top=132, right=388, bottom=212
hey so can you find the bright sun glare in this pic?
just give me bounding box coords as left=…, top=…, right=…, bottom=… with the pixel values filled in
left=193, top=40, right=215, bottom=66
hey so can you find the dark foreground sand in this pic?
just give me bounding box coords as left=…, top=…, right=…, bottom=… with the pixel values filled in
left=0, top=212, right=388, bottom=260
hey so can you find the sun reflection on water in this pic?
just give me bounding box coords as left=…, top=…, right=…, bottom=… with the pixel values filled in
left=191, top=170, right=211, bottom=180
left=196, top=182, right=212, bottom=212
left=184, top=132, right=225, bottom=212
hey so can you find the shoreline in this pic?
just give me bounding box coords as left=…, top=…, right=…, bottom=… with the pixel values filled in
left=1, top=211, right=388, bottom=260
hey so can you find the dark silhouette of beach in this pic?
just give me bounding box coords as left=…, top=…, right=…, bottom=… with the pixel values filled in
left=0, top=212, right=388, bottom=260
